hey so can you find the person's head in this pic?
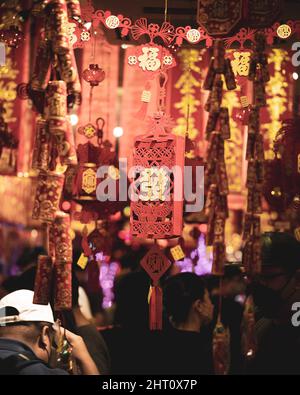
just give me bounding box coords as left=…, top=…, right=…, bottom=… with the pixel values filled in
left=259, top=232, right=300, bottom=291
left=163, top=273, right=213, bottom=332
left=250, top=232, right=300, bottom=319
left=0, top=290, right=55, bottom=363
left=222, top=264, right=245, bottom=297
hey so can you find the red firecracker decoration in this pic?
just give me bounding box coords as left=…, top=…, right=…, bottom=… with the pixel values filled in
left=242, top=32, right=268, bottom=276
left=32, top=171, right=65, bottom=223
left=33, top=255, right=53, bottom=305
left=27, top=0, right=82, bottom=114
left=213, top=315, right=231, bottom=375
left=203, top=39, right=234, bottom=276
left=50, top=212, right=73, bottom=311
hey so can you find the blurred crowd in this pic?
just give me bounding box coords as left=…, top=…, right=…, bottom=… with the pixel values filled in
left=0, top=231, right=300, bottom=375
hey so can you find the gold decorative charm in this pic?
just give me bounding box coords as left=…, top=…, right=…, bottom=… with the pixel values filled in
left=82, top=168, right=97, bottom=194
left=276, top=24, right=292, bottom=39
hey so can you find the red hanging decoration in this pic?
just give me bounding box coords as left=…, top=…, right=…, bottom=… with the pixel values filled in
left=33, top=255, right=53, bottom=305
left=242, top=32, right=268, bottom=276
left=140, top=244, right=171, bottom=330
left=26, top=0, right=82, bottom=115
left=197, top=0, right=244, bottom=37
left=54, top=260, right=72, bottom=311
left=203, top=39, right=234, bottom=276
left=82, top=64, right=105, bottom=87
left=130, top=113, right=185, bottom=239
left=50, top=212, right=73, bottom=311
left=32, top=171, right=65, bottom=223
left=241, top=295, right=257, bottom=360
left=247, top=0, right=283, bottom=28
left=74, top=117, right=127, bottom=223
left=213, top=315, right=231, bottom=375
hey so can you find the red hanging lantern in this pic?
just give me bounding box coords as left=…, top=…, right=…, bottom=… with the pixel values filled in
left=197, top=0, right=244, bottom=37
left=130, top=113, right=185, bottom=239
left=82, top=64, right=105, bottom=87
left=73, top=117, right=128, bottom=222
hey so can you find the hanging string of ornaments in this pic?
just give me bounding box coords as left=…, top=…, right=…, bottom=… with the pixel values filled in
left=202, top=39, right=235, bottom=375
left=15, top=0, right=84, bottom=314
left=67, top=1, right=300, bottom=51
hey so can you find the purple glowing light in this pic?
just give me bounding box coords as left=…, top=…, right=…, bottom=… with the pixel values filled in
left=176, top=234, right=213, bottom=275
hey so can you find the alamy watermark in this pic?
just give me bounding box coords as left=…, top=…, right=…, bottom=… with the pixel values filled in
left=0, top=43, right=5, bottom=66
left=291, top=302, right=300, bottom=327
left=292, top=42, right=300, bottom=67
left=96, top=158, right=205, bottom=213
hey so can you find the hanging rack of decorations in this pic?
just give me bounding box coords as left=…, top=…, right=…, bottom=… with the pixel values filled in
left=67, top=1, right=300, bottom=50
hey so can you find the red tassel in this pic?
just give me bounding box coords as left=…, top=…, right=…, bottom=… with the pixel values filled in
left=149, top=284, right=163, bottom=330
left=81, top=226, right=92, bottom=257
left=87, top=259, right=100, bottom=294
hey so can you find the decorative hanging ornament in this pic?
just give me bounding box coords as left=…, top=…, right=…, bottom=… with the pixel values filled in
left=82, top=64, right=105, bottom=86
left=32, top=171, right=65, bottom=223
left=247, top=0, right=283, bottom=28
left=127, top=44, right=176, bottom=75
left=50, top=211, right=73, bottom=311
left=197, top=0, right=243, bottom=37
left=241, top=295, right=257, bottom=360
left=105, top=15, right=120, bottom=29
left=33, top=255, right=53, bottom=305
left=74, top=117, right=127, bottom=222
left=213, top=315, right=231, bottom=375
left=130, top=113, right=185, bottom=239
left=276, top=24, right=292, bottom=39
left=141, top=244, right=171, bottom=330
left=186, top=28, right=202, bottom=44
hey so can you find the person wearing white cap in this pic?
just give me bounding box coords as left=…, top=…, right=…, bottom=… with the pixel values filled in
left=0, top=290, right=99, bottom=375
